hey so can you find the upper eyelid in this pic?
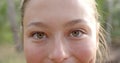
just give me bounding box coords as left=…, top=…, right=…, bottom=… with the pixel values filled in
left=68, top=29, right=87, bottom=37
left=26, top=29, right=89, bottom=36
left=67, top=26, right=90, bottom=34
left=24, top=26, right=49, bottom=35
left=25, top=30, right=46, bottom=37
left=64, top=22, right=91, bottom=32
left=25, top=24, right=91, bottom=36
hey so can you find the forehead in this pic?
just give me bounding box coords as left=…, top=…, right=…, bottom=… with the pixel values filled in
left=23, top=0, right=95, bottom=25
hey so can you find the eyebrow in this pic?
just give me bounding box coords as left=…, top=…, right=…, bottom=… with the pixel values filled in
left=27, top=21, right=49, bottom=28
left=27, top=19, right=87, bottom=28
left=64, top=19, right=87, bottom=27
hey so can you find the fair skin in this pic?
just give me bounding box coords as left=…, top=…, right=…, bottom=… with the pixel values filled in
left=23, top=0, right=98, bottom=63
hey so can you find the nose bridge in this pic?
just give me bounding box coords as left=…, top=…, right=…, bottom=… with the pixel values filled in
left=53, top=40, right=66, bottom=57
left=49, top=32, right=69, bottom=62
left=54, top=32, right=67, bottom=57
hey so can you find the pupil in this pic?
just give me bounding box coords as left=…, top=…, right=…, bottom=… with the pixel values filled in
left=72, top=30, right=80, bottom=37
left=36, top=32, right=45, bottom=39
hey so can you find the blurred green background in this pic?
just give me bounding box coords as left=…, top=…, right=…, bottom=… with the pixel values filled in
left=0, top=0, right=120, bottom=63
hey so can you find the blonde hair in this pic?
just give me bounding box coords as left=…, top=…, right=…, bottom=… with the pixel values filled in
left=21, top=0, right=108, bottom=63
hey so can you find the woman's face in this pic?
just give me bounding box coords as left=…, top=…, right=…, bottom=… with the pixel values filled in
left=23, top=0, right=98, bottom=63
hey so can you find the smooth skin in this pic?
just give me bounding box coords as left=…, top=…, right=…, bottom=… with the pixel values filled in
left=23, top=0, right=98, bottom=63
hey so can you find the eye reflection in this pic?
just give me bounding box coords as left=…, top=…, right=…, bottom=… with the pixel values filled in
left=30, top=29, right=85, bottom=40
left=70, top=30, right=84, bottom=38
left=32, top=32, right=47, bottom=40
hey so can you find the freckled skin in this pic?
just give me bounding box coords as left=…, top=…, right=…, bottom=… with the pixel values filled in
left=23, top=0, right=98, bottom=63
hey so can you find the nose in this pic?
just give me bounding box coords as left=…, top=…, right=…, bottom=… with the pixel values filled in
left=48, top=39, right=69, bottom=63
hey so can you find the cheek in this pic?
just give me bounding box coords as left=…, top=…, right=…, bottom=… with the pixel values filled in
left=70, top=39, right=97, bottom=63
left=24, top=40, right=47, bottom=63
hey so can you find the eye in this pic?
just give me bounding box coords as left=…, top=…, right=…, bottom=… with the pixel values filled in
left=32, top=32, right=47, bottom=40
left=70, top=30, right=84, bottom=38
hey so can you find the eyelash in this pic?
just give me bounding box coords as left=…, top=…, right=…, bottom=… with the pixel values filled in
left=29, top=29, right=87, bottom=40
left=29, top=31, right=47, bottom=40
left=69, top=29, right=86, bottom=37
